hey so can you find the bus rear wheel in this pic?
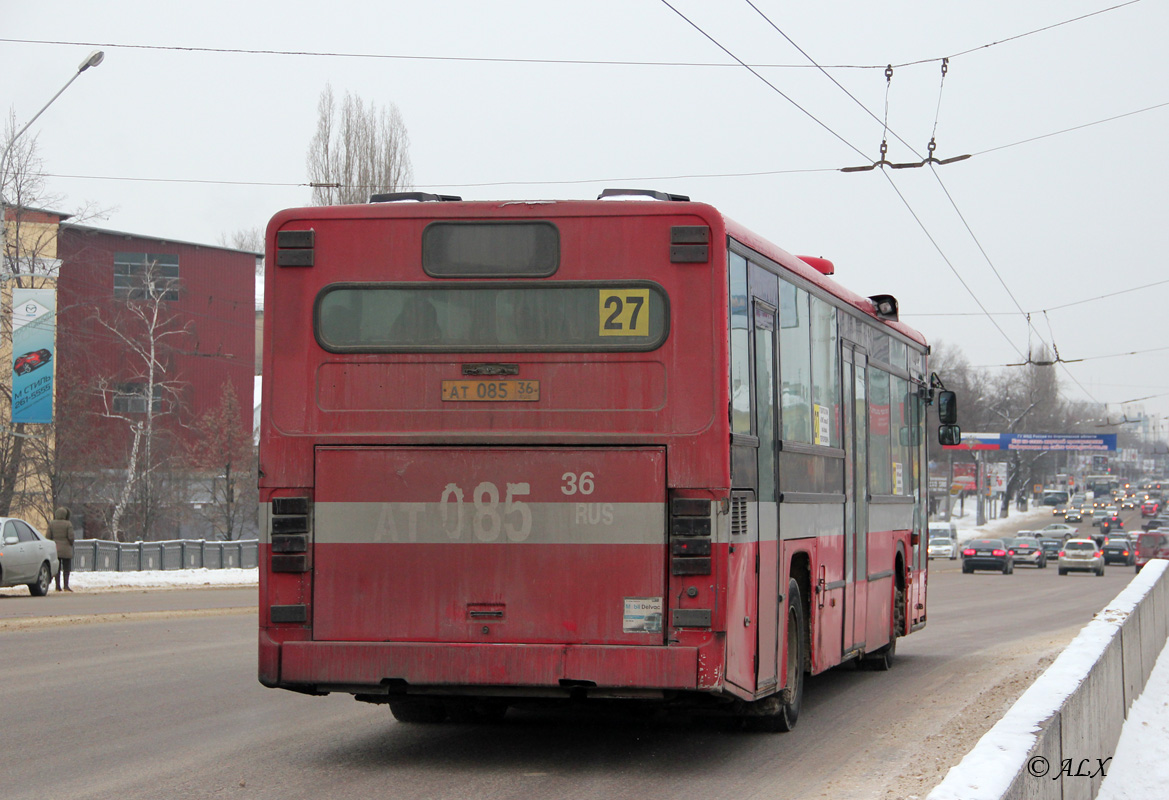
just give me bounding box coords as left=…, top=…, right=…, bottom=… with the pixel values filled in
left=743, top=578, right=805, bottom=732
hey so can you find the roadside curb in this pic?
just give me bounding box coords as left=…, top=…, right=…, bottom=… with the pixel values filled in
left=0, top=606, right=256, bottom=632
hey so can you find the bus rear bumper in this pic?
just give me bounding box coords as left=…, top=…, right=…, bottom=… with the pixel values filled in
left=277, top=640, right=703, bottom=694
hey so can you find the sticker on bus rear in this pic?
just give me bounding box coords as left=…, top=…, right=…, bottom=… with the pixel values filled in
left=599, top=289, right=651, bottom=336
left=624, top=597, right=663, bottom=633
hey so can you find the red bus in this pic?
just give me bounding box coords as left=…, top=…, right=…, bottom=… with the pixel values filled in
left=259, top=190, right=957, bottom=730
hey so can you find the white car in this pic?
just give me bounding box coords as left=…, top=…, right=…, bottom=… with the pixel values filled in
left=1058, top=538, right=1105, bottom=577
left=928, top=537, right=958, bottom=560
left=0, top=517, right=60, bottom=596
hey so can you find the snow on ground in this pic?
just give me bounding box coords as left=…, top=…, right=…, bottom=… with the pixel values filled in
left=0, top=567, right=257, bottom=595
left=940, top=501, right=1058, bottom=545
left=1097, top=626, right=1169, bottom=799
left=928, top=559, right=1168, bottom=800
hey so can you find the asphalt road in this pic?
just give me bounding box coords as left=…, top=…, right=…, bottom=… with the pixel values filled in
left=0, top=510, right=1143, bottom=800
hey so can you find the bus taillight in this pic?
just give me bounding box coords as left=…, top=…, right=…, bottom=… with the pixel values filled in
left=271, top=496, right=311, bottom=573
left=670, top=495, right=712, bottom=576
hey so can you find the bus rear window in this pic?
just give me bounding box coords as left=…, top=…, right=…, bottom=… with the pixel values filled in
left=423, top=221, right=559, bottom=277
left=315, top=282, right=669, bottom=352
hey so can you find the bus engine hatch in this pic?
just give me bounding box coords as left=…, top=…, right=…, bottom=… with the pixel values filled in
left=311, top=446, right=668, bottom=646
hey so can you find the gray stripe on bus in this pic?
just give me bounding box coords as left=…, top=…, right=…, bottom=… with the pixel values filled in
left=312, top=501, right=667, bottom=546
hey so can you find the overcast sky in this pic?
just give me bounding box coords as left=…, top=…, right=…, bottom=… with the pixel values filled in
left=4, top=1, right=1168, bottom=430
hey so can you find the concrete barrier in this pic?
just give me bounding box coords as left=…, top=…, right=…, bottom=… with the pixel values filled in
left=70, top=539, right=259, bottom=571
left=928, top=559, right=1169, bottom=800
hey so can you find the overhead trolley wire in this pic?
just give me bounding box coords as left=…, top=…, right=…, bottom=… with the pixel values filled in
left=973, top=100, right=1169, bottom=157
left=42, top=166, right=840, bottom=190
left=903, top=277, right=1169, bottom=318
left=0, top=3, right=1144, bottom=70
left=742, top=0, right=923, bottom=160
left=737, top=0, right=1107, bottom=407
left=656, top=0, right=869, bottom=161
left=728, top=2, right=1030, bottom=364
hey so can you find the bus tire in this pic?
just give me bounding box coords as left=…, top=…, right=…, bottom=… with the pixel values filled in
left=388, top=699, right=447, bottom=724
left=860, top=582, right=902, bottom=671
left=744, top=579, right=805, bottom=732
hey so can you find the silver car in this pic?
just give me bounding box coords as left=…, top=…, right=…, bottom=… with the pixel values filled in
left=0, top=517, right=60, bottom=596
left=1058, top=538, right=1105, bottom=577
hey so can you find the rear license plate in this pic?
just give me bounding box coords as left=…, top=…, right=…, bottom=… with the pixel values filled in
left=441, top=379, right=540, bottom=402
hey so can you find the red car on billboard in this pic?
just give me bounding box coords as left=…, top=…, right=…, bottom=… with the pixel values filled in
left=13, top=348, right=52, bottom=376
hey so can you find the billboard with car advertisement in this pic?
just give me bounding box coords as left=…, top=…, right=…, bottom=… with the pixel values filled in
left=11, top=287, right=55, bottom=423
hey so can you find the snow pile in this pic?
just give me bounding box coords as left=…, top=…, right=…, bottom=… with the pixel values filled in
left=937, top=503, right=1057, bottom=545
left=928, top=559, right=1168, bottom=800
left=70, top=567, right=258, bottom=590
left=1097, top=630, right=1169, bottom=798
left=1, top=567, right=258, bottom=595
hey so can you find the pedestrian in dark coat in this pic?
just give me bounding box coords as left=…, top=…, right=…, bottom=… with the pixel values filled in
left=45, top=507, right=75, bottom=592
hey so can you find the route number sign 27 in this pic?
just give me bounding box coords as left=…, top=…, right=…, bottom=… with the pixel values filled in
left=599, top=289, right=650, bottom=336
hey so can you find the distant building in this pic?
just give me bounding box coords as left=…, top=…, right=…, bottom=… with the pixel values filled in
left=56, top=220, right=257, bottom=459
left=3, top=203, right=257, bottom=539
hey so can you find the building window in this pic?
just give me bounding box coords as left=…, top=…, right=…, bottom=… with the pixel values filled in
left=114, top=252, right=180, bottom=301
left=112, top=383, right=162, bottom=414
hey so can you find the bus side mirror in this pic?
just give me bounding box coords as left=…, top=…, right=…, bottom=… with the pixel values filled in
left=939, top=425, right=961, bottom=446
left=937, top=391, right=958, bottom=425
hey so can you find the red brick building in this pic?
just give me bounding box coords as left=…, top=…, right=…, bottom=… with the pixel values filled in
left=56, top=222, right=256, bottom=454
left=7, top=209, right=258, bottom=539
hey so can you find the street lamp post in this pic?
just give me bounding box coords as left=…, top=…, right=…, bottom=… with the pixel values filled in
left=1, top=50, right=104, bottom=202
left=2, top=50, right=103, bottom=451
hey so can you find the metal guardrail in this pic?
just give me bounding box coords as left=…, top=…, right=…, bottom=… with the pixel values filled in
left=71, top=539, right=259, bottom=571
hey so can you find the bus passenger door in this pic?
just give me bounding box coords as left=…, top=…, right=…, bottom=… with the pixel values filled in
left=842, top=343, right=868, bottom=654
left=753, top=303, right=779, bottom=691
left=726, top=301, right=777, bottom=696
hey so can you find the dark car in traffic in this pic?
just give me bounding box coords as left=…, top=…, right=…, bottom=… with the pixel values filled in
left=1101, top=536, right=1135, bottom=566
left=1006, top=537, right=1047, bottom=568
left=1037, top=537, right=1063, bottom=560
left=962, top=538, right=1015, bottom=574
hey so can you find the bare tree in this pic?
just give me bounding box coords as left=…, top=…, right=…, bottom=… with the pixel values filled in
left=89, top=256, right=191, bottom=540
left=188, top=381, right=256, bottom=540
left=218, top=226, right=265, bottom=275
left=1, top=112, right=107, bottom=520
left=3, top=111, right=107, bottom=279
left=306, top=83, right=414, bottom=205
